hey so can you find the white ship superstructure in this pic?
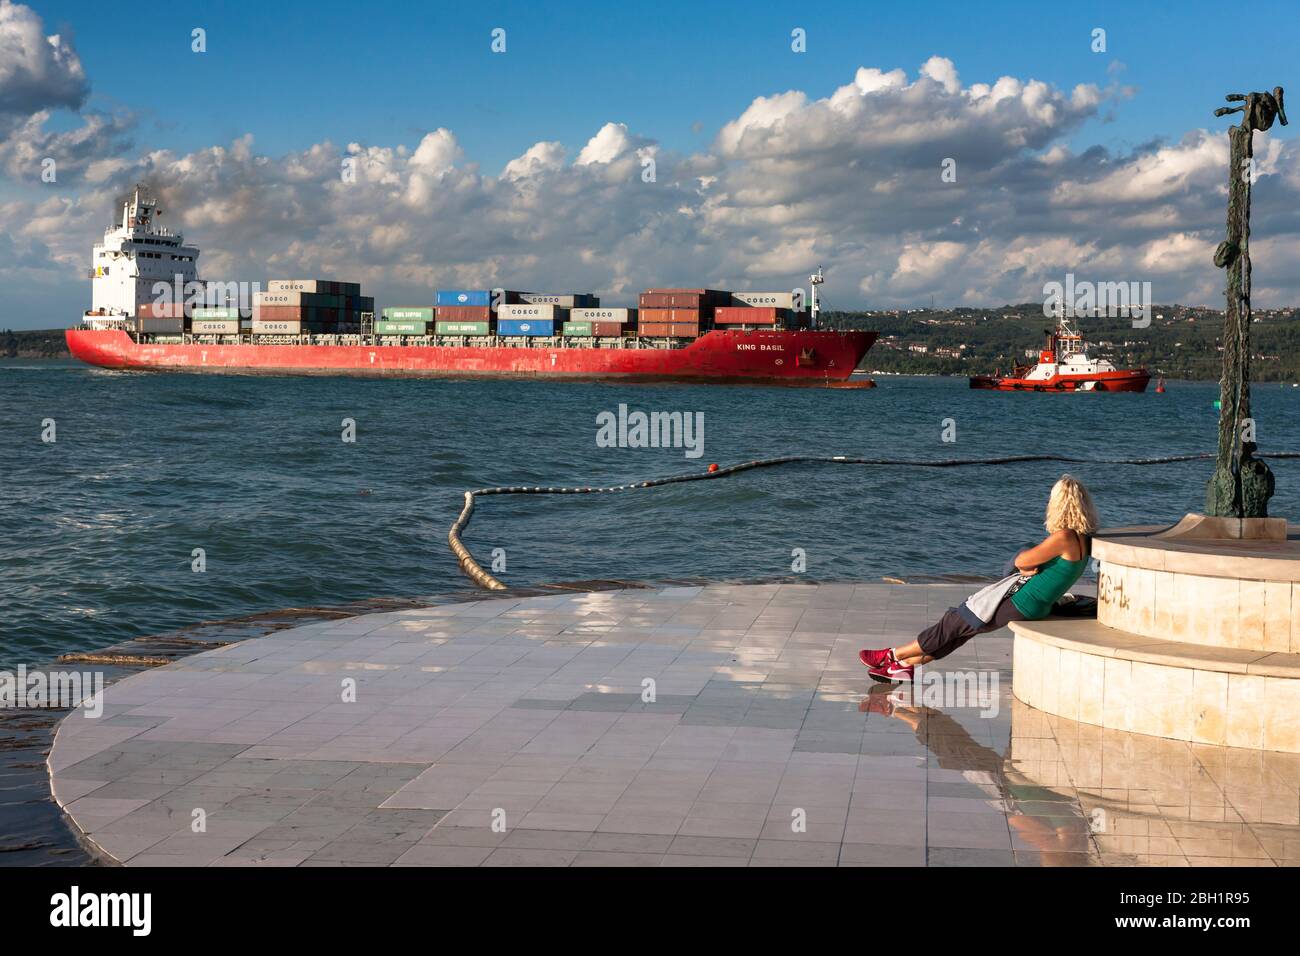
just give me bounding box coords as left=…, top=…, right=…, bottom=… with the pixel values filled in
left=85, top=185, right=199, bottom=328
left=1021, top=317, right=1119, bottom=384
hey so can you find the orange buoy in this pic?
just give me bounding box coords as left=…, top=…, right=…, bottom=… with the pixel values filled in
left=708, top=464, right=719, bottom=473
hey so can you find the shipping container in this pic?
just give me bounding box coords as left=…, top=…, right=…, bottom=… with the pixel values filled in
left=639, top=308, right=701, bottom=325
left=190, top=318, right=240, bottom=334
left=133, top=317, right=184, bottom=334
left=497, top=303, right=565, bottom=322
left=520, top=293, right=599, bottom=308
left=252, top=319, right=315, bottom=335
left=266, top=279, right=362, bottom=296
left=497, top=318, right=558, bottom=336
left=562, top=321, right=593, bottom=337
left=731, top=292, right=797, bottom=310
left=571, top=307, right=635, bottom=323
left=192, top=306, right=241, bottom=320
left=639, top=292, right=730, bottom=310
left=381, top=306, right=434, bottom=322
left=591, top=321, right=627, bottom=338
left=642, top=288, right=730, bottom=305
left=436, top=289, right=490, bottom=307
left=374, top=320, right=429, bottom=335
left=137, top=301, right=186, bottom=319
left=435, top=305, right=492, bottom=323
left=434, top=289, right=524, bottom=308
left=255, top=291, right=342, bottom=308
left=435, top=321, right=491, bottom=336
left=638, top=321, right=702, bottom=338
left=252, top=305, right=356, bottom=323
left=640, top=292, right=699, bottom=309
left=714, top=306, right=784, bottom=326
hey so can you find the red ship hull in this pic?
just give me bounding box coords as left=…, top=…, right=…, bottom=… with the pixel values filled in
left=969, top=368, right=1150, bottom=392
left=66, top=328, right=877, bottom=387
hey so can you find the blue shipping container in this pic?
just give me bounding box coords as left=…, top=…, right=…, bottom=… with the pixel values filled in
left=431, top=290, right=522, bottom=308
left=497, top=318, right=558, bottom=336
left=436, top=289, right=492, bottom=307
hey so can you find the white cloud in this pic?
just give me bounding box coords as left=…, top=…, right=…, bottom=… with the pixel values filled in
left=5, top=48, right=1300, bottom=317
left=503, top=141, right=565, bottom=180
left=0, top=2, right=133, bottom=183
left=0, top=0, right=87, bottom=116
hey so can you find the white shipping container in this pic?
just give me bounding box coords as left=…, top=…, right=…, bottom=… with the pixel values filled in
left=266, top=279, right=362, bottom=295
left=254, top=291, right=341, bottom=307
left=252, top=319, right=303, bottom=335
left=497, top=303, right=562, bottom=320
left=570, top=308, right=633, bottom=322
left=519, top=293, right=597, bottom=307
left=732, top=291, right=796, bottom=309
left=191, top=319, right=240, bottom=334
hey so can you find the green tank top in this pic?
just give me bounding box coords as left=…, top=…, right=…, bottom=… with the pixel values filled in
left=1011, top=539, right=1090, bottom=619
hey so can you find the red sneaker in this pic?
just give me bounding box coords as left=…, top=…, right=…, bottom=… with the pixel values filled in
left=859, top=648, right=894, bottom=669
left=866, top=659, right=914, bottom=683
left=859, top=688, right=896, bottom=716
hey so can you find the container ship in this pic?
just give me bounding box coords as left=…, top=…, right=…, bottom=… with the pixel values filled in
left=67, top=188, right=876, bottom=387
left=968, top=316, right=1150, bottom=392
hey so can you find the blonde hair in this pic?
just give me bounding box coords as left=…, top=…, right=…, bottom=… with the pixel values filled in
left=1045, top=474, right=1099, bottom=536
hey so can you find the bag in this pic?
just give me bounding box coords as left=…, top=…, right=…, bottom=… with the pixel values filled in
left=961, top=572, right=1027, bottom=626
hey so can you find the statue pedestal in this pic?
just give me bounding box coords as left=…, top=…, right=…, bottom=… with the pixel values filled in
left=1011, top=514, right=1300, bottom=752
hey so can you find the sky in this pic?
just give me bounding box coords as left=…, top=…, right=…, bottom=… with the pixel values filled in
left=1, top=0, right=1298, bottom=328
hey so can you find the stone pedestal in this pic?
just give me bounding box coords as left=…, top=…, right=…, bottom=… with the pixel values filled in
left=1011, top=514, right=1300, bottom=752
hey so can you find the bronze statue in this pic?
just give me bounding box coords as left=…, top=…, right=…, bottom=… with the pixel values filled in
left=1205, top=87, right=1286, bottom=518
left=1214, top=87, right=1287, bottom=132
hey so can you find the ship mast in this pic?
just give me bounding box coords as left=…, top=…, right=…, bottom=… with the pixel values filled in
left=808, top=266, right=824, bottom=329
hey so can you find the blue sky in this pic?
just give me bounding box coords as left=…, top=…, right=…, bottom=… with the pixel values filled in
left=4, top=0, right=1300, bottom=326
left=40, top=0, right=1296, bottom=170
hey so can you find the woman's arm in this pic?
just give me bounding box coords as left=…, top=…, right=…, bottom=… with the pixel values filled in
left=1014, top=530, right=1072, bottom=573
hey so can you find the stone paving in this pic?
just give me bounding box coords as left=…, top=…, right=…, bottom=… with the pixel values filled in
left=48, top=583, right=1300, bottom=866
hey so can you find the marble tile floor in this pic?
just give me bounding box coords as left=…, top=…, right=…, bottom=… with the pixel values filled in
left=48, top=584, right=1300, bottom=867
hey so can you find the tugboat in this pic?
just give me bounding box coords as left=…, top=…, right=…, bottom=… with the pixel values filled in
left=969, top=317, right=1150, bottom=392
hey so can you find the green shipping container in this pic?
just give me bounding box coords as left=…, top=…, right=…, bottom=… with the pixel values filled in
left=436, top=321, right=490, bottom=335
left=192, top=306, right=241, bottom=319
left=563, top=322, right=594, bottom=337
left=382, top=306, right=435, bottom=321
left=374, top=320, right=428, bottom=335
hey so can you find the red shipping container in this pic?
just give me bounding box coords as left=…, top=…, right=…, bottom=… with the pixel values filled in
left=714, top=306, right=783, bottom=326
left=643, top=288, right=728, bottom=299
left=640, top=292, right=703, bottom=309
left=591, top=321, right=626, bottom=337
left=138, top=301, right=186, bottom=319
left=436, top=305, right=493, bottom=322
left=639, top=308, right=700, bottom=325
left=638, top=321, right=701, bottom=337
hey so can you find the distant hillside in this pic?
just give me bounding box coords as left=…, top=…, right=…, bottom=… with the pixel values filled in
left=1, top=330, right=70, bottom=359
left=825, top=304, right=1300, bottom=383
